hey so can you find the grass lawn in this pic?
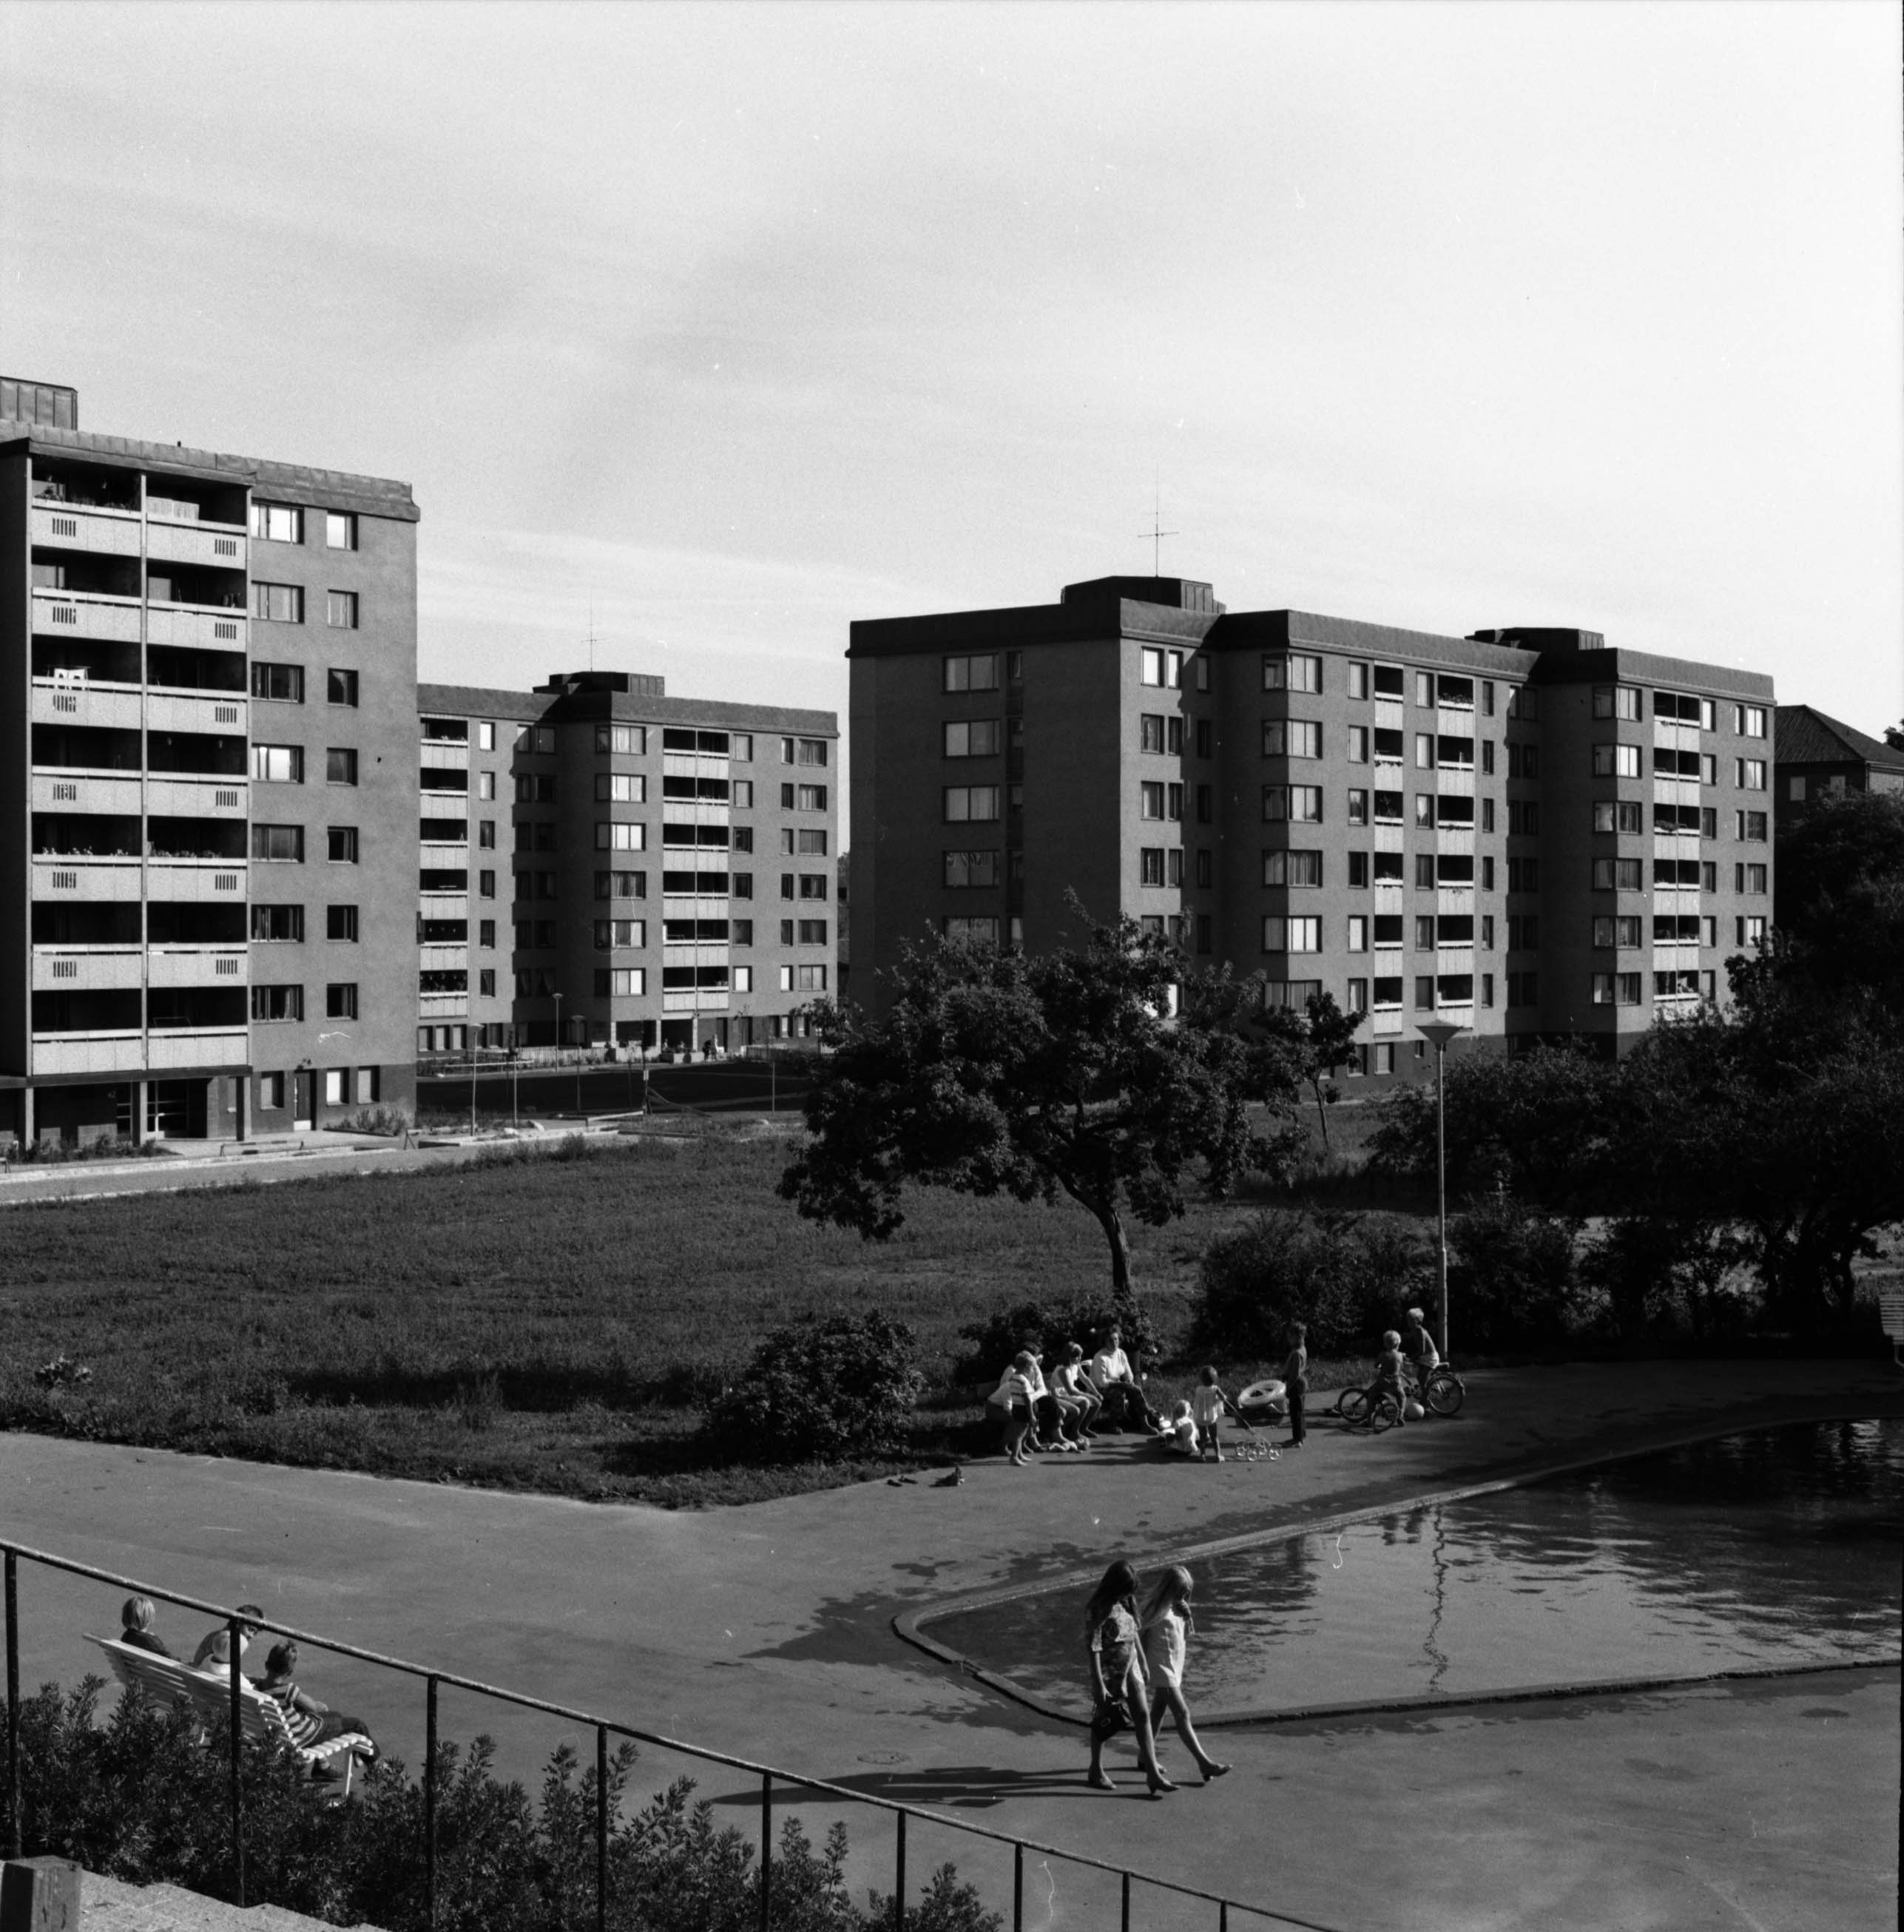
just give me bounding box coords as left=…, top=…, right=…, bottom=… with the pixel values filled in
left=0, top=1124, right=1399, bottom=1505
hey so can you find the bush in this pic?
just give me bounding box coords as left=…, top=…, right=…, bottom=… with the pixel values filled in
left=703, top=1309, right=925, bottom=1462
left=1192, top=1211, right=1430, bottom=1358
left=13, top=1674, right=997, bottom=1931
left=337, top=1103, right=413, bottom=1136
left=1445, top=1186, right=1586, bottom=1351
left=952, top=1293, right=1164, bottom=1389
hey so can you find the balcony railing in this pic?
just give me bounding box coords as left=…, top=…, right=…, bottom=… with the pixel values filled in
left=145, top=858, right=246, bottom=901
left=30, top=1031, right=146, bottom=1076
left=145, top=521, right=246, bottom=570
left=148, top=1027, right=249, bottom=1070
left=31, top=857, right=144, bottom=902
left=146, top=691, right=246, bottom=735
left=30, top=502, right=142, bottom=555
left=149, top=946, right=249, bottom=988
left=145, top=607, right=247, bottom=651
left=29, top=774, right=143, bottom=815
left=29, top=679, right=143, bottom=730
left=30, top=590, right=142, bottom=642
left=30, top=948, right=143, bottom=992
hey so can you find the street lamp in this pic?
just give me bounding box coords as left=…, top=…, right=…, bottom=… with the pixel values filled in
left=1416, top=1018, right=1468, bottom=1365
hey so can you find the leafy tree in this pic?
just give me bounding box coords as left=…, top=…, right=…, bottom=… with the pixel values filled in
left=704, top=1309, right=925, bottom=1462
left=779, top=914, right=1303, bottom=1303
left=1770, top=789, right=1904, bottom=1019
left=1250, top=990, right=1366, bottom=1146
left=1445, top=1186, right=1585, bottom=1351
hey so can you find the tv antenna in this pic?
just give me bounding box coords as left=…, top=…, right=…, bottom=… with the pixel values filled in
left=586, top=603, right=598, bottom=673
left=1140, top=471, right=1178, bottom=575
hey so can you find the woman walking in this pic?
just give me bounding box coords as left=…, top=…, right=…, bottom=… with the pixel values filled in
left=1140, top=1565, right=1229, bottom=1783
left=1084, top=1560, right=1173, bottom=1795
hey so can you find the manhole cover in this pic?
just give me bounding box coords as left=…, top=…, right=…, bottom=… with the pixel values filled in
left=856, top=1752, right=907, bottom=1764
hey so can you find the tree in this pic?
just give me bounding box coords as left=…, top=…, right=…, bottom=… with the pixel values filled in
left=778, top=913, right=1303, bottom=1303
left=1771, top=789, right=1904, bottom=1020
left=1249, top=990, right=1366, bottom=1145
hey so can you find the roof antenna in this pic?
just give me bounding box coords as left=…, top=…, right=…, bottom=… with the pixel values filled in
left=586, top=602, right=597, bottom=673
left=1140, top=469, right=1178, bottom=575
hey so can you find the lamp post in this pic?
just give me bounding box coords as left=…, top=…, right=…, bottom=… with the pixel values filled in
left=1416, top=1018, right=1468, bottom=1364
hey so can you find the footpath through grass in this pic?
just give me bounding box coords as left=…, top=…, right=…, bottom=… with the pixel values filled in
left=0, top=1131, right=1338, bottom=1506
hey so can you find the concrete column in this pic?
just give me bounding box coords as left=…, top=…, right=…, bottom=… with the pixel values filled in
left=19, top=1084, right=35, bottom=1149
left=132, top=1079, right=148, bottom=1145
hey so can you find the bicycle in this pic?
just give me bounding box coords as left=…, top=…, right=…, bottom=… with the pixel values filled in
left=1332, top=1362, right=1465, bottom=1425
left=1333, top=1382, right=1404, bottom=1431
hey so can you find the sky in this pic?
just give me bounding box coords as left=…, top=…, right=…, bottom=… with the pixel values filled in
left=3, top=0, right=1900, bottom=812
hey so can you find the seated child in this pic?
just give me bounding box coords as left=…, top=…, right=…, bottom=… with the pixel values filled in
left=1158, top=1398, right=1200, bottom=1457
left=119, top=1596, right=172, bottom=1658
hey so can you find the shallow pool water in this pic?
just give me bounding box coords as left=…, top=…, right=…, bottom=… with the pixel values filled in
left=933, top=1419, right=1904, bottom=1715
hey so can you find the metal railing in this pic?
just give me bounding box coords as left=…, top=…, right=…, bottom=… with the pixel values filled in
left=0, top=1537, right=1346, bottom=1932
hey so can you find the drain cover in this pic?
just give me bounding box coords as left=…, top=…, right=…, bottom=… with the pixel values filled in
left=856, top=1752, right=907, bottom=1764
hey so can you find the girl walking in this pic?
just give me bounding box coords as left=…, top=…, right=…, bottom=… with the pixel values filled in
left=1141, top=1565, right=1229, bottom=1783
left=1084, top=1561, right=1173, bottom=1795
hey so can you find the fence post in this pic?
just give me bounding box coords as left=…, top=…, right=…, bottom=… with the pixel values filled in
left=1121, top=1871, right=1130, bottom=1932
left=595, top=1726, right=610, bottom=1932
left=759, top=1774, right=772, bottom=1932
left=228, top=1617, right=246, bottom=1906
left=893, top=1808, right=906, bottom=1932
left=1220, top=1902, right=1229, bottom=1932
left=1012, top=1843, right=1022, bottom=1932
left=425, top=1675, right=439, bottom=1928
left=5, top=1549, right=19, bottom=1861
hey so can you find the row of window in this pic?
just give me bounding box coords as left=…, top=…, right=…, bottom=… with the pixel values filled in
left=252, top=584, right=360, bottom=627
left=581, top=964, right=826, bottom=996
left=504, top=775, right=829, bottom=811
left=252, top=825, right=358, bottom=862
left=250, top=983, right=359, bottom=1021
left=416, top=720, right=833, bottom=765
left=503, top=918, right=830, bottom=952
left=249, top=504, right=358, bottom=550
left=250, top=905, right=358, bottom=942
left=1590, top=687, right=1766, bottom=736
left=257, top=1066, right=380, bottom=1110
left=1591, top=744, right=1766, bottom=787
left=251, top=746, right=359, bottom=785
left=251, top=665, right=359, bottom=706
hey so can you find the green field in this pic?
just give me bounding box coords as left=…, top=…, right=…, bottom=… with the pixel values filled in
left=0, top=1129, right=1375, bottom=1505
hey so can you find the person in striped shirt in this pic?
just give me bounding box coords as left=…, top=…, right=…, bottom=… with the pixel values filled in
left=254, top=1642, right=379, bottom=1769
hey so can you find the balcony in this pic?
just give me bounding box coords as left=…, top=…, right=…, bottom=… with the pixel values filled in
left=31, top=590, right=143, bottom=643
left=419, top=841, right=470, bottom=870
left=661, top=896, right=732, bottom=921
left=149, top=945, right=249, bottom=987
left=30, top=503, right=143, bottom=555
left=418, top=993, right=469, bottom=1019
left=146, top=858, right=246, bottom=902
left=146, top=521, right=246, bottom=570
left=148, top=1028, right=249, bottom=1070
left=30, top=680, right=144, bottom=732
left=31, top=948, right=142, bottom=992
left=663, top=991, right=729, bottom=1013
left=33, top=857, right=144, bottom=902
left=146, top=777, right=247, bottom=818
left=663, top=945, right=731, bottom=969
left=30, top=774, right=143, bottom=815
left=420, top=743, right=469, bottom=771
left=146, top=606, right=247, bottom=652
left=420, top=945, right=469, bottom=973
left=31, top=1032, right=146, bottom=1077
left=147, top=691, right=246, bottom=735
left=419, top=891, right=469, bottom=921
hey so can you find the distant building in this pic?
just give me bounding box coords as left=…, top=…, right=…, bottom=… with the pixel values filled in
left=1772, top=705, right=1904, bottom=819
left=413, top=672, right=838, bottom=1058
left=2, top=390, right=419, bottom=1149
left=849, top=575, right=1776, bottom=1078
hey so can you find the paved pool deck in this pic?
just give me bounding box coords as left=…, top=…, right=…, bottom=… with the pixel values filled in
left=7, top=1357, right=1900, bottom=1931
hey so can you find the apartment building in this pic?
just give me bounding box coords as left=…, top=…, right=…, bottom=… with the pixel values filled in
left=1, top=392, right=419, bottom=1149
left=413, top=671, right=839, bottom=1056
left=848, top=575, right=1775, bottom=1080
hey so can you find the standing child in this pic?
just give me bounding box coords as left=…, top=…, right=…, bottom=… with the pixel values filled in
left=1083, top=1561, right=1173, bottom=1796
left=1282, top=1322, right=1309, bottom=1448
left=1190, top=1365, right=1248, bottom=1463
left=989, top=1352, right=1039, bottom=1465
left=1139, top=1566, right=1229, bottom=1783
left=1376, top=1329, right=1408, bottom=1423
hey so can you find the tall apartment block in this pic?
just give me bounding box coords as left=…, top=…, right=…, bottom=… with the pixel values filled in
left=849, top=575, right=1775, bottom=1081
left=1, top=389, right=419, bottom=1147
left=414, top=672, right=838, bottom=1055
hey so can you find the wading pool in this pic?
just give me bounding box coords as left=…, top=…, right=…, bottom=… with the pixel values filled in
left=928, top=1419, right=1904, bottom=1717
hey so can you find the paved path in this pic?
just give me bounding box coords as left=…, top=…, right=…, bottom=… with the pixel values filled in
left=7, top=1358, right=1900, bottom=1931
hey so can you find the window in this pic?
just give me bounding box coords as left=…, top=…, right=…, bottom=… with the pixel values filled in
left=1346, top=789, right=1368, bottom=826
left=1414, top=794, right=1433, bottom=828
left=1410, top=974, right=1433, bottom=1011
left=1347, top=663, right=1369, bottom=700
left=1737, top=705, right=1766, bottom=737
left=1481, top=797, right=1496, bottom=833
left=1591, top=800, right=1643, bottom=834
left=1414, top=854, right=1437, bottom=889
left=250, top=984, right=303, bottom=1021
left=325, top=590, right=359, bottom=629
left=945, top=785, right=1001, bottom=823
left=327, top=669, right=359, bottom=707
left=1482, top=857, right=1496, bottom=891
left=250, top=823, right=303, bottom=862
left=473, top=771, right=496, bottom=803
left=594, top=822, right=647, bottom=852
left=1655, top=692, right=1715, bottom=729
left=249, top=502, right=303, bottom=543
left=251, top=582, right=303, bottom=623
left=1737, top=810, right=1769, bottom=842
left=945, top=719, right=1002, bottom=757
left=1140, top=846, right=1166, bottom=887
left=325, top=982, right=358, bottom=1019
left=1736, top=862, right=1767, bottom=894
left=593, top=870, right=647, bottom=901
left=324, top=748, right=358, bottom=786
left=794, top=964, right=828, bottom=991
left=797, top=919, right=828, bottom=945
left=1262, top=849, right=1323, bottom=887
left=1480, top=915, right=1495, bottom=949
left=1592, top=686, right=1641, bottom=720
left=1347, top=915, right=1368, bottom=952
left=1141, top=648, right=1183, bottom=689
left=1413, top=914, right=1436, bottom=952
left=326, top=827, right=359, bottom=863
left=1262, top=719, right=1322, bottom=759
left=1414, top=733, right=1434, bottom=769
left=516, top=774, right=557, bottom=804
left=1347, top=851, right=1369, bottom=888
left=319, top=904, right=356, bottom=942
left=1262, top=653, right=1321, bottom=693
left=590, top=773, right=642, bottom=803
left=590, top=724, right=644, bottom=756
left=945, top=850, right=1000, bottom=888
left=1140, top=715, right=1166, bottom=754
left=1592, top=743, right=1641, bottom=778
left=1263, top=786, right=1323, bottom=823
left=1590, top=972, right=1644, bottom=1007
left=1736, top=758, right=1766, bottom=791
left=249, top=743, right=302, bottom=783
left=322, top=510, right=357, bottom=551
left=1346, top=725, right=1370, bottom=763
left=1373, top=789, right=1404, bottom=824
left=1737, top=915, right=1767, bottom=948
left=797, top=784, right=827, bottom=811
left=1263, top=916, right=1321, bottom=953
left=797, top=874, right=828, bottom=901
left=250, top=662, right=303, bottom=702
left=250, top=904, right=303, bottom=942
left=943, top=655, right=999, bottom=693
left=478, top=870, right=496, bottom=899
left=1482, top=740, right=1495, bottom=775
left=1508, top=800, right=1541, bottom=837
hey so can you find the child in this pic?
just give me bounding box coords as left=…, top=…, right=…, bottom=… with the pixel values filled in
left=1190, top=1365, right=1248, bottom=1463
left=1083, top=1561, right=1172, bottom=1796
left=1139, top=1565, right=1229, bottom=1784
left=990, top=1351, right=1039, bottom=1465
left=1376, top=1329, right=1408, bottom=1422
left=1158, top=1398, right=1200, bottom=1457
left=119, top=1596, right=172, bottom=1658
left=1283, top=1322, right=1309, bottom=1448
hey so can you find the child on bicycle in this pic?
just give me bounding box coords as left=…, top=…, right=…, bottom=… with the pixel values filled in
left=1375, top=1331, right=1408, bottom=1423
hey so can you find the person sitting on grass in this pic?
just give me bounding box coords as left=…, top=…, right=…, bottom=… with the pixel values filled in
left=255, top=1641, right=379, bottom=1776
left=119, top=1596, right=172, bottom=1658
left=1376, top=1330, right=1409, bottom=1422
left=192, top=1604, right=266, bottom=1675
left=1156, top=1398, right=1200, bottom=1457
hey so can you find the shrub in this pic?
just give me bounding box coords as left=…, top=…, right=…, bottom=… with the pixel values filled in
left=1445, top=1186, right=1586, bottom=1350
left=337, top=1103, right=413, bottom=1137
left=952, top=1293, right=1164, bottom=1389
left=703, top=1309, right=925, bottom=1462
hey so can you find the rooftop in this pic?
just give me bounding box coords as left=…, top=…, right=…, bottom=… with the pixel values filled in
left=1775, top=703, right=1904, bottom=772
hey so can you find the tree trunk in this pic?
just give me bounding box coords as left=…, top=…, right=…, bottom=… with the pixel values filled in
left=1311, top=1076, right=1330, bottom=1148
left=1086, top=1194, right=1135, bottom=1303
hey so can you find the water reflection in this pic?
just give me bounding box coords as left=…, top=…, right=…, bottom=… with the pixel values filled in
left=936, top=1420, right=1904, bottom=1715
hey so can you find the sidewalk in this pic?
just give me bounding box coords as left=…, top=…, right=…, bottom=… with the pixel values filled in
left=7, top=1357, right=1900, bottom=1931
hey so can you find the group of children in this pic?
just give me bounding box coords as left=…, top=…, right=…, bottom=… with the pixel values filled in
left=1082, top=1559, right=1226, bottom=1794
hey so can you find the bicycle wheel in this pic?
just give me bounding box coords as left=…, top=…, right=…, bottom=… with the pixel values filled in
left=1424, top=1368, right=1465, bottom=1418
left=1336, top=1385, right=1371, bottom=1424
left=1367, top=1392, right=1402, bottom=1433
